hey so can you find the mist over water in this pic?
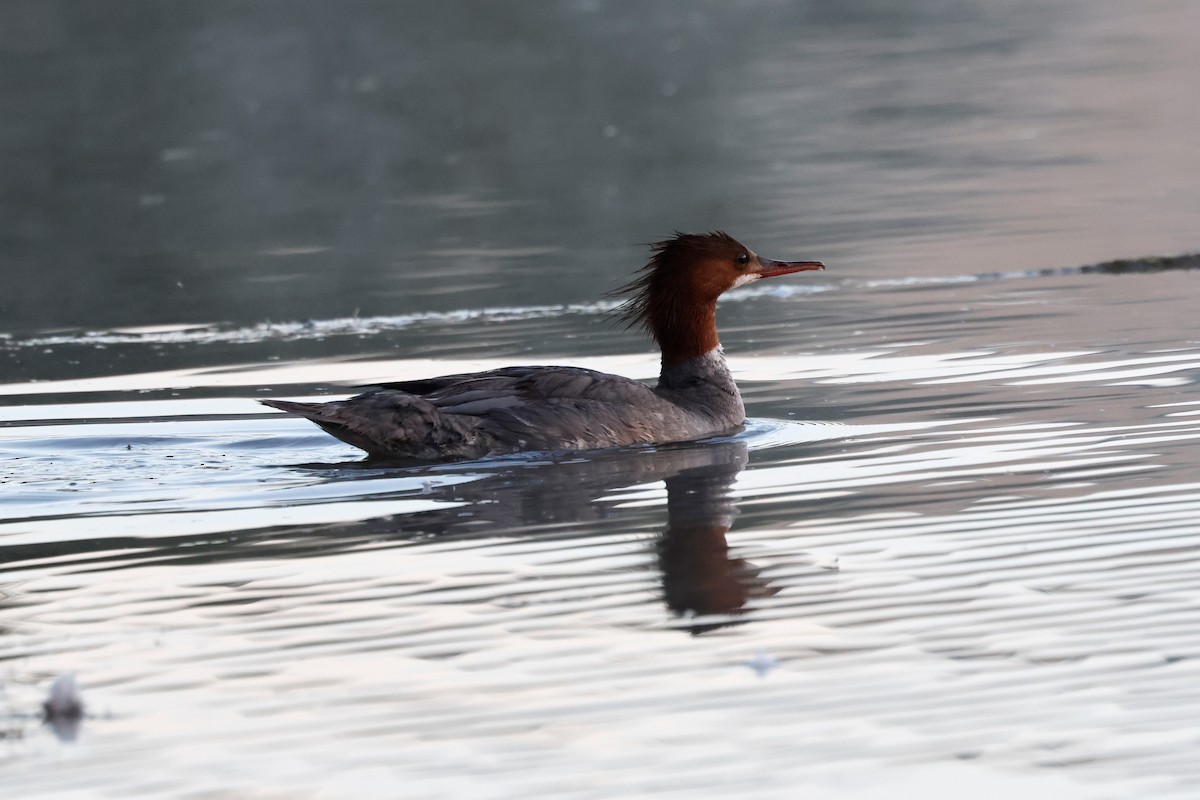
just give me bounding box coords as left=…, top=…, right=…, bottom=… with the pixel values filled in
left=2, top=0, right=1198, bottom=333
left=3, top=2, right=1200, bottom=798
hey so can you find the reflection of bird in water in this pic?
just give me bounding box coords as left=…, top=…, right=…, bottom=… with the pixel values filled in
left=262, top=232, right=822, bottom=459
left=655, top=442, right=779, bottom=635
left=327, top=438, right=776, bottom=633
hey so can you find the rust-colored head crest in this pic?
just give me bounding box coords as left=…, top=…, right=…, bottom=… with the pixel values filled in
left=611, top=231, right=745, bottom=332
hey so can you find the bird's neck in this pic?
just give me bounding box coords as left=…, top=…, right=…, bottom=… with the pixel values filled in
left=650, top=297, right=721, bottom=369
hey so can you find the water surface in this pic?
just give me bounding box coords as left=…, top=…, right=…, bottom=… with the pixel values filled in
left=5, top=263, right=1200, bottom=798
left=3, top=2, right=1200, bottom=798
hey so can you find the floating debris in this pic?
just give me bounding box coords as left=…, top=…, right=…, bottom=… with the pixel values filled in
left=42, top=673, right=85, bottom=742
left=745, top=649, right=781, bottom=677
left=43, top=673, right=84, bottom=721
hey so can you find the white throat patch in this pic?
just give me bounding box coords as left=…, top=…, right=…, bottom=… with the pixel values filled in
left=730, top=273, right=761, bottom=290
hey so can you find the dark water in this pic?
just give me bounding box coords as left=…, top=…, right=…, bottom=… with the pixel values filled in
left=4, top=2, right=1200, bottom=798
left=4, top=0, right=1199, bottom=335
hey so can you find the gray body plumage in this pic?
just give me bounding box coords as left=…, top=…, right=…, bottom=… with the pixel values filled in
left=260, top=350, right=745, bottom=460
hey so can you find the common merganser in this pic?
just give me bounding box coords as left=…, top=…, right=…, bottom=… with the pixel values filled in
left=260, top=231, right=824, bottom=459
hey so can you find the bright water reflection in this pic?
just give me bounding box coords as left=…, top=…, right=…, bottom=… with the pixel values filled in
left=4, top=262, right=1200, bottom=797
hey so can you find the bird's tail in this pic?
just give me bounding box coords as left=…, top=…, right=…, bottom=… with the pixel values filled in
left=259, top=394, right=477, bottom=460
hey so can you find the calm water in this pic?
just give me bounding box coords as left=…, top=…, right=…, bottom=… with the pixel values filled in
left=4, top=2, right=1200, bottom=798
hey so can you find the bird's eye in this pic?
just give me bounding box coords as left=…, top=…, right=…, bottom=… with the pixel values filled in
left=735, top=253, right=750, bottom=267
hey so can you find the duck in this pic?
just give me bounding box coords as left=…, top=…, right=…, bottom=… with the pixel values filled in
left=260, top=231, right=824, bottom=460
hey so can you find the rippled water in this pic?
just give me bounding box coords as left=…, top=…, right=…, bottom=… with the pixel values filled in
left=5, top=0, right=1200, bottom=797
left=4, top=259, right=1200, bottom=798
